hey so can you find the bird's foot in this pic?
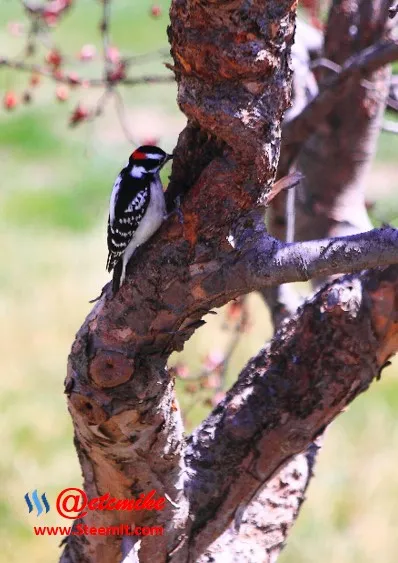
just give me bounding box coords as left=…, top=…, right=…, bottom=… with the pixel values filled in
left=164, top=196, right=184, bottom=224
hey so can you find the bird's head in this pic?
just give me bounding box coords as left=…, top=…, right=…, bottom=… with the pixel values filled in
left=128, top=145, right=173, bottom=177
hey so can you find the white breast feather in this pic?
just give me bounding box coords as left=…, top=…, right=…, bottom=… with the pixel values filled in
left=120, top=175, right=166, bottom=286
left=130, top=166, right=146, bottom=178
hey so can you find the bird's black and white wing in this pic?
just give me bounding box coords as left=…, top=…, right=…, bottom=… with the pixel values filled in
left=106, top=172, right=151, bottom=272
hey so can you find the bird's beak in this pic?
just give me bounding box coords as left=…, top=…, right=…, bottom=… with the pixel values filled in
left=165, top=153, right=174, bottom=163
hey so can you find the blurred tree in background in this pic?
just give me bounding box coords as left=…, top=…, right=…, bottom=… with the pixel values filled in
left=1, top=1, right=398, bottom=562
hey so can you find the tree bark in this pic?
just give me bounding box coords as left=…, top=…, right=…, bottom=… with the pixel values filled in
left=61, top=1, right=398, bottom=562
left=272, top=0, right=394, bottom=243
left=256, top=1, right=396, bottom=559
left=61, top=1, right=299, bottom=561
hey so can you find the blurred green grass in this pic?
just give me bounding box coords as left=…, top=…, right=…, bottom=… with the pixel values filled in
left=1, top=2, right=398, bottom=562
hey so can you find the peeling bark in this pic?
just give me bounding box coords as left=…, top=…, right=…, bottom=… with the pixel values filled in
left=62, top=1, right=299, bottom=562
left=254, top=1, right=396, bottom=559
left=197, top=441, right=321, bottom=563
left=295, top=0, right=391, bottom=242
left=61, top=1, right=398, bottom=562
left=180, top=266, right=398, bottom=561
left=272, top=0, right=395, bottom=242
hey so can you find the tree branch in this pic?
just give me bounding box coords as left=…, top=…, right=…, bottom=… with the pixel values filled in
left=0, top=56, right=174, bottom=87
left=62, top=1, right=299, bottom=561
left=179, top=265, right=398, bottom=561
left=258, top=3, right=395, bottom=560
left=197, top=441, right=321, bottom=563
left=279, top=38, right=398, bottom=176
left=205, top=223, right=398, bottom=297
left=61, top=1, right=398, bottom=561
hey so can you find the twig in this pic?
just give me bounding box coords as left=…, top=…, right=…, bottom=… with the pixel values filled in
left=176, top=298, right=249, bottom=420
left=113, top=89, right=137, bottom=145
left=122, top=75, right=175, bottom=86
left=217, top=298, right=249, bottom=392
left=310, top=56, right=377, bottom=90
left=286, top=183, right=296, bottom=244
left=382, top=119, right=398, bottom=133
left=175, top=299, right=248, bottom=386
left=101, top=0, right=112, bottom=84
left=0, top=57, right=174, bottom=88
left=266, top=171, right=303, bottom=204
left=387, top=95, right=398, bottom=111
left=93, top=89, right=112, bottom=118
left=389, top=3, right=398, bottom=18
left=310, top=57, right=341, bottom=73
left=124, top=48, right=171, bottom=65
left=280, top=39, right=398, bottom=174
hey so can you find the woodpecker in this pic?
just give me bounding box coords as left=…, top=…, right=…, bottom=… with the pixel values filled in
left=106, top=145, right=173, bottom=289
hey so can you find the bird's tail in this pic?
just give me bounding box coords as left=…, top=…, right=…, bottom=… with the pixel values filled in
left=112, top=260, right=123, bottom=294
left=106, top=252, right=120, bottom=273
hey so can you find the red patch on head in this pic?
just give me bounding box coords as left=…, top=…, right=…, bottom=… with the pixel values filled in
left=131, top=149, right=146, bottom=160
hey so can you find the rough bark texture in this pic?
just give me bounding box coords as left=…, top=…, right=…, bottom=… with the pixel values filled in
left=183, top=267, right=393, bottom=551
left=296, top=0, right=391, bottom=242
left=197, top=440, right=322, bottom=563
left=61, top=2, right=299, bottom=562
left=254, top=1, right=396, bottom=559
left=60, top=1, right=398, bottom=562
left=272, top=0, right=394, bottom=243
left=278, top=36, right=398, bottom=180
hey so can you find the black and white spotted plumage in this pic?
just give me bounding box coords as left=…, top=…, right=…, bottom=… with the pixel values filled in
left=106, top=145, right=172, bottom=289
left=106, top=176, right=151, bottom=272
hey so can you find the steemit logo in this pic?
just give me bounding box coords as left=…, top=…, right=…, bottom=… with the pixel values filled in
left=24, top=490, right=50, bottom=516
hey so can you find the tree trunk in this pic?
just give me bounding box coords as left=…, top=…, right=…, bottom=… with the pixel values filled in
left=61, top=1, right=398, bottom=562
